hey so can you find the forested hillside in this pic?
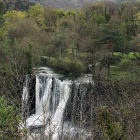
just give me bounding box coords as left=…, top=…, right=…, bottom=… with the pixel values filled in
left=1, top=1, right=140, bottom=139
left=25, top=0, right=138, bottom=8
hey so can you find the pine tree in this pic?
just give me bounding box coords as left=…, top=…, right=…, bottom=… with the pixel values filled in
left=97, top=25, right=124, bottom=77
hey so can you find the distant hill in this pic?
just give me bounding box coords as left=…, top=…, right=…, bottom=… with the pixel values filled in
left=29, top=0, right=133, bottom=9
left=29, top=0, right=98, bottom=8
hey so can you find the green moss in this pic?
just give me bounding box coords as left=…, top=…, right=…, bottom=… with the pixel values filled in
left=56, top=70, right=65, bottom=75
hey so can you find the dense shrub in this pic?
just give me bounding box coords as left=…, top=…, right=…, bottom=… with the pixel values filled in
left=118, top=58, right=133, bottom=70
left=110, top=55, right=122, bottom=65
left=96, top=107, right=127, bottom=140
left=49, top=57, right=85, bottom=77
left=0, top=96, right=21, bottom=139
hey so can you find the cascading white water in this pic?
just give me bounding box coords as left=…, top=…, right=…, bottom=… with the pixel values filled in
left=24, top=67, right=93, bottom=140
left=46, top=80, right=72, bottom=139
left=36, top=75, right=52, bottom=118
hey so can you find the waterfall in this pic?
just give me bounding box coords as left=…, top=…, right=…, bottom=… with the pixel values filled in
left=47, top=81, right=71, bottom=139
left=23, top=67, right=93, bottom=140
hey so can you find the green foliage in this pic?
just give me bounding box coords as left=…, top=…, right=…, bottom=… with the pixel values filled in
left=51, top=32, right=69, bottom=57
left=105, top=12, right=110, bottom=23
left=14, top=1, right=35, bottom=11
left=50, top=57, right=85, bottom=77
left=55, top=9, right=66, bottom=18
left=1, top=37, right=12, bottom=56
left=92, top=11, right=105, bottom=25
left=113, top=52, right=140, bottom=60
left=43, top=7, right=57, bottom=28
left=2, top=2, right=140, bottom=139
left=76, top=11, right=86, bottom=23
left=125, top=52, right=140, bottom=60
left=28, top=4, right=44, bottom=17
left=118, top=58, right=134, bottom=70
left=110, top=55, right=122, bottom=65
left=6, top=17, right=38, bottom=42
left=0, top=2, right=5, bottom=16
left=97, top=107, right=127, bottom=140
left=0, top=22, right=9, bottom=39
left=0, top=96, right=21, bottom=139
left=0, top=2, right=5, bottom=27
left=57, top=17, right=75, bottom=30
left=28, top=4, right=45, bottom=27
left=24, top=43, right=33, bottom=75
left=4, top=10, right=26, bottom=21
left=97, top=26, right=125, bottom=53
left=126, top=25, right=138, bottom=38
left=65, top=9, right=76, bottom=17
left=0, top=2, right=6, bottom=39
